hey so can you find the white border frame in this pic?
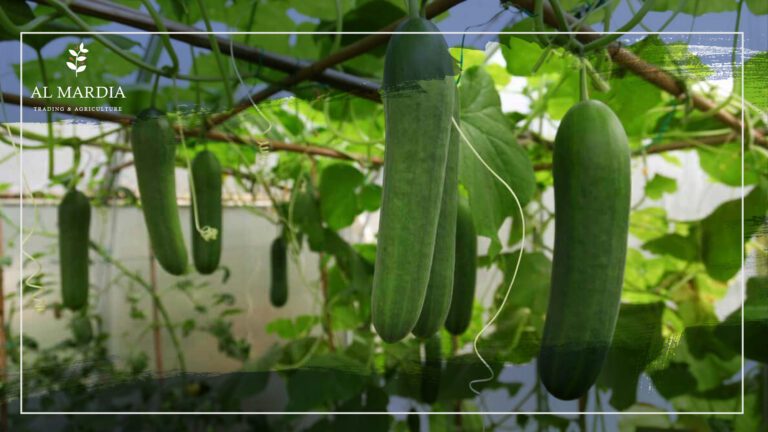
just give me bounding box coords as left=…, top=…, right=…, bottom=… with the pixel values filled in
left=17, top=30, right=746, bottom=416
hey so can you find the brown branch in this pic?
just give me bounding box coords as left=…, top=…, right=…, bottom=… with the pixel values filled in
left=2, top=92, right=383, bottom=165
left=205, top=0, right=466, bottom=128
left=507, top=0, right=767, bottom=147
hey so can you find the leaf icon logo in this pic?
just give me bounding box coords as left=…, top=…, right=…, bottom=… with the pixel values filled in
left=67, top=43, right=88, bottom=77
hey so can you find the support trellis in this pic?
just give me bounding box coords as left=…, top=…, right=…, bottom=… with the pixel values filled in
left=2, top=0, right=762, bottom=158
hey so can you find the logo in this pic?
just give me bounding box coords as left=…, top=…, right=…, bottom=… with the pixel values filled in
left=66, top=43, right=89, bottom=77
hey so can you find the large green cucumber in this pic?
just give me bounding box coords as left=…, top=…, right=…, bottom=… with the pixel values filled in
left=420, top=333, right=442, bottom=404
left=444, top=197, right=477, bottom=336
left=191, top=150, right=223, bottom=275
left=131, top=108, right=188, bottom=275
left=371, top=17, right=456, bottom=343
left=58, top=189, right=91, bottom=311
left=270, top=234, right=288, bottom=307
left=412, top=90, right=460, bottom=339
left=538, top=100, right=631, bottom=401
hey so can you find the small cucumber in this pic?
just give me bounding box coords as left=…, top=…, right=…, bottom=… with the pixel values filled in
left=191, top=150, right=223, bottom=275
left=413, top=90, right=460, bottom=339
left=270, top=234, right=288, bottom=307
left=444, top=197, right=477, bottom=336
left=58, top=189, right=91, bottom=311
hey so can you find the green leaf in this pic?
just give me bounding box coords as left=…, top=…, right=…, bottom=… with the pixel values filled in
left=0, top=0, right=34, bottom=40
left=737, top=52, right=768, bottom=112
left=265, top=315, right=319, bottom=339
left=701, top=187, right=767, bottom=281
left=630, top=207, right=669, bottom=241
left=357, top=183, right=382, bottom=212
left=458, top=67, right=536, bottom=255
left=714, top=276, right=768, bottom=363
left=501, top=37, right=569, bottom=76
left=697, top=142, right=761, bottom=186
left=642, top=232, right=699, bottom=262
left=319, top=163, right=365, bottom=230
left=747, top=0, right=768, bottom=13
left=650, top=0, right=738, bottom=15
left=645, top=174, right=678, bottom=199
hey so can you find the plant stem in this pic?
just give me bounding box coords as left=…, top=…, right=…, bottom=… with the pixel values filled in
left=35, top=49, right=55, bottom=179
left=140, top=0, right=179, bottom=74
left=534, top=0, right=551, bottom=45
left=148, top=249, right=164, bottom=378
left=89, top=241, right=187, bottom=372
left=407, top=0, right=420, bottom=18
left=195, top=0, right=233, bottom=107
left=580, top=60, right=589, bottom=102
left=583, top=0, right=656, bottom=52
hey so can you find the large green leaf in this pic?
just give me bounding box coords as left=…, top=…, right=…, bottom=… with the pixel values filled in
left=319, top=163, right=365, bottom=230
left=697, top=143, right=763, bottom=187
left=458, top=67, right=536, bottom=255
left=737, top=52, right=768, bottom=112
left=701, top=187, right=767, bottom=281
left=715, top=276, right=768, bottom=363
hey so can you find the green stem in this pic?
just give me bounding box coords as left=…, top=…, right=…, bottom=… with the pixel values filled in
left=534, top=0, right=552, bottom=46
left=150, top=73, right=161, bottom=109
left=407, top=0, right=420, bottom=18
left=580, top=60, right=589, bottom=102
left=583, top=0, right=656, bottom=53
left=66, top=145, right=82, bottom=190
left=194, top=0, right=233, bottom=107
left=549, top=0, right=571, bottom=32
left=602, top=0, right=613, bottom=31
left=89, top=241, right=187, bottom=372
left=657, top=0, right=686, bottom=32
left=35, top=49, right=55, bottom=179
left=140, top=0, right=179, bottom=74
left=625, top=0, right=654, bottom=32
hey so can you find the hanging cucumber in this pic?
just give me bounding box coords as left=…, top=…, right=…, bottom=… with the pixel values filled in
left=270, top=233, right=288, bottom=307
left=412, top=90, right=460, bottom=339
left=420, top=333, right=442, bottom=404
left=444, top=197, right=477, bottom=336
left=191, top=150, right=222, bottom=275
left=58, top=189, right=91, bottom=311
left=538, top=99, right=631, bottom=400
left=371, top=14, right=456, bottom=343
left=131, top=108, right=188, bottom=275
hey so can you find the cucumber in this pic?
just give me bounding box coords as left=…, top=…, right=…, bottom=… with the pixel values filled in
left=131, top=108, right=188, bottom=275
left=270, top=233, right=288, bottom=307
left=538, top=100, right=631, bottom=400
left=412, top=90, right=460, bottom=339
left=191, top=150, right=222, bottom=275
left=444, top=197, right=477, bottom=336
left=420, top=333, right=442, bottom=404
left=58, top=189, right=91, bottom=311
left=371, top=16, right=456, bottom=343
